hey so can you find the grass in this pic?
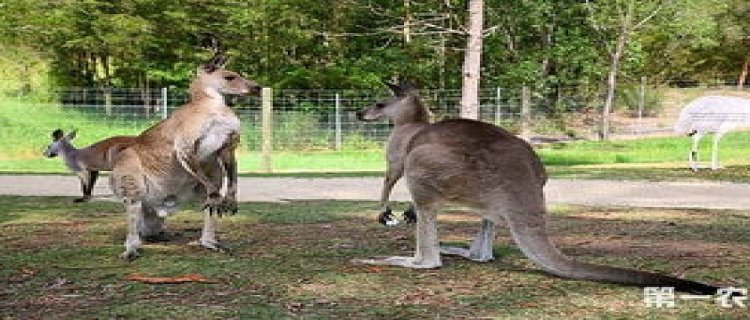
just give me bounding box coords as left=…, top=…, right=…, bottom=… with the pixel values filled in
left=1, top=196, right=748, bottom=319
left=537, top=131, right=750, bottom=166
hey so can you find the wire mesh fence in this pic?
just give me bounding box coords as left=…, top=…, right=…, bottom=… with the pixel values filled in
left=2, top=83, right=750, bottom=173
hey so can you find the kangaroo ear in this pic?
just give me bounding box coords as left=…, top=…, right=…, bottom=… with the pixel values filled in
left=382, top=79, right=405, bottom=96
left=52, top=129, right=64, bottom=141
left=65, top=129, right=77, bottom=140
left=213, top=53, right=228, bottom=68
left=200, top=51, right=227, bottom=74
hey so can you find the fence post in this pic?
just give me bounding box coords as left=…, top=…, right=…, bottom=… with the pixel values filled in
left=637, top=76, right=646, bottom=135
left=161, top=87, right=168, bottom=119
left=104, top=88, right=112, bottom=116
left=494, top=87, right=502, bottom=125
left=520, top=86, right=531, bottom=140
left=335, top=93, right=342, bottom=150
left=261, top=87, right=273, bottom=173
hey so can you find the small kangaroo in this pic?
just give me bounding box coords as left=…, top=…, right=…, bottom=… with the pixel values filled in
left=354, top=81, right=722, bottom=294
left=43, top=129, right=137, bottom=202
left=110, top=53, right=260, bottom=260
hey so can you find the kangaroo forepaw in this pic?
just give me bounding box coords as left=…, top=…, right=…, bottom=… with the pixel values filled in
left=403, top=206, right=417, bottom=224
left=74, top=197, right=90, bottom=203
left=378, top=207, right=399, bottom=226
left=220, top=197, right=238, bottom=215
left=202, top=193, right=225, bottom=216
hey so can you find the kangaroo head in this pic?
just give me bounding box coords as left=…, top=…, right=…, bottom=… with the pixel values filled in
left=194, top=52, right=262, bottom=98
left=356, top=81, right=425, bottom=123
left=44, top=129, right=76, bottom=158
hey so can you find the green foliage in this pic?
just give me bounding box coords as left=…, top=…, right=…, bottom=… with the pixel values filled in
left=0, top=47, right=52, bottom=96
left=0, top=0, right=745, bottom=92
left=273, top=112, right=332, bottom=150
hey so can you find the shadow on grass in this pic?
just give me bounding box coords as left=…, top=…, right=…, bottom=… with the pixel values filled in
left=1, top=197, right=748, bottom=319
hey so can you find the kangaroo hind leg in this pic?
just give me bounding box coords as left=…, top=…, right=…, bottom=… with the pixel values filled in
left=111, top=152, right=147, bottom=260
left=353, top=201, right=442, bottom=269
left=121, top=196, right=145, bottom=261
left=440, top=218, right=496, bottom=262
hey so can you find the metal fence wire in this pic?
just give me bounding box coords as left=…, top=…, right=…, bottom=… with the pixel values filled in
left=3, top=83, right=750, bottom=172
left=42, top=87, right=542, bottom=150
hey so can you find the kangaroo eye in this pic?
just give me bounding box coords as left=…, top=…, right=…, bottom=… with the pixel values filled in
left=376, top=103, right=386, bottom=109
left=224, top=75, right=237, bottom=81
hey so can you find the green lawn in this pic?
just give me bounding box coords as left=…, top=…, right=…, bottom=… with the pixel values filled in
left=1, top=196, right=748, bottom=319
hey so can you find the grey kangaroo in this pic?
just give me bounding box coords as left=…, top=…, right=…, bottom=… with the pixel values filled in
left=43, top=129, right=137, bottom=202
left=354, top=81, right=724, bottom=294
left=110, top=53, right=260, bottom=260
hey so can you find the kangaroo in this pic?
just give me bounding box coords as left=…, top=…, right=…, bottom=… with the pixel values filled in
left=364, top=82, right=424, bottom=226
left=43, top=129, right=137, bottom=202
left=354, top=81, right=722, bottom=294
left=110, top=53, right=260, bottom=260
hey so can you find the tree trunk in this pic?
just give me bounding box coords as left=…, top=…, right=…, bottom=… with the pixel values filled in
left=601, top=33, right=626, bottom=141
left=600, top=0, right=634, bottom=141
left=102, top=54, right=113, bottom=116
left=738, top=56, right=749, bottom=89
left=403, top=0, right=412, bottom=44
left=460, top=0, right=483, bottom=120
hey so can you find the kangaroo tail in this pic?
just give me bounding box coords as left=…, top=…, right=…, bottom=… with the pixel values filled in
left=507, top=213, right=719, bottom=295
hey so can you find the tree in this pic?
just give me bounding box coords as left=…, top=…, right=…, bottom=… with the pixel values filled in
left=459, top=0, right=483, bottom=119
left=722, top=0, right=750, bottom=87
left=633, top=0, right=733, bottom=86
left=585, top=0, right=667, bottom=140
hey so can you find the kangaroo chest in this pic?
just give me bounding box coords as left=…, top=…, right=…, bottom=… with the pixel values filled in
left=196, top=112, right=240, bottom=160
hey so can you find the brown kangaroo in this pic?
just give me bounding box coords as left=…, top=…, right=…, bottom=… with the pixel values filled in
left=43, top=129, right=137, bottom=202
left=354, top=81, right=722, bottom=294
left=110, top=53, right=260, bottom=260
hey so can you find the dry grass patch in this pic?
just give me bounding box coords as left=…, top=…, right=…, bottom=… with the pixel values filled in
left=1, top=196, right=748, bottom=319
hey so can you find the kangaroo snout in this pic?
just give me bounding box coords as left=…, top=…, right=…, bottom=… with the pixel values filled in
left=241, top=81, right=262, bottom=96
left=250, top=84, right=262, bottom=95
left=356, top=109, right=381, bottom=122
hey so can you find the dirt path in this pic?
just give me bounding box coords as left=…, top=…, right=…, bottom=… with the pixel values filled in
left=1, top=175, right=750, bottom=209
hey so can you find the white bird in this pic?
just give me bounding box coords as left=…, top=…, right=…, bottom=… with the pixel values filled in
left=674, top=95, right=750, bottom=171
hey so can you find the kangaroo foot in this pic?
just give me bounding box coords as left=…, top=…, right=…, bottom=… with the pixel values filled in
left=196, top=239, right=232, bottom=254
left=120, top=249, right=140, bottom=261
left=351, top=256, right=441, bottom=269
left=440, top=246, right=494, bottom=262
